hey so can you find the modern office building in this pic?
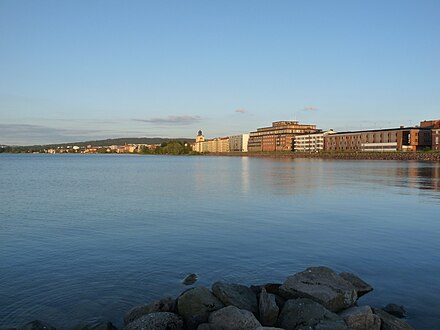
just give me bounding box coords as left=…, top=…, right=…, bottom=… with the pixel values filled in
left=325, top=127, right=432, bottom=152
left=420, top=120, right=440, bottom=151
left=229, top=134, right=250, bottom=152
left=293, top=130, right=336, bottom=152
left=248, top=121, right=320, bottom=152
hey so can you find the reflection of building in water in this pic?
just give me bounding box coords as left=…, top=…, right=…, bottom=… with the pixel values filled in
left=406, top=162, right=440, bottom=192
left=248, top=121, right=320, bottom=152
left=293, top=130, right=336, bottom=153
left=325, top=126, right=432, bottom=152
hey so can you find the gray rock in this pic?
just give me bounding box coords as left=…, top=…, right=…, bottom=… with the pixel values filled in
left=196, top=324, right=212, bottom=330
left=277, top=298, right=348, bottom=330
left=339, top=272, right=373, bottom=298
left=74, top=321, right=118, bottom=330
left=339, top=305, right=381, bottom=330
left=18, top=321, right=56, bottom=330
left=373, top=308, right=414, bottom=330
left=250, top=284, right=282, bottom=296
left=208, top=306, right=261, bottom=330
left=212, top=282, right=258, bottom=314
left=177, top=287, right=224, bottom=329
left=259, top=288, right=279, bottom=327
left=383, top=304, right=407, bottom=319
left=183, top=274, right=198, bottom=286
left=256, top=328, right=284, bottom=330
left=279, top=266, right=357, bottom=312
left=124, top=297, right=176, bottom=325
left=124, top=312, right=184, bottom=330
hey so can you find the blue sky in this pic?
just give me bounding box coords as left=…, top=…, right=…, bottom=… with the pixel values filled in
left=1, top=0, right=439, bottom=145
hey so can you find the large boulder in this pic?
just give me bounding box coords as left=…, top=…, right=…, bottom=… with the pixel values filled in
left=339, top=306, right=381, bottom=330
left=74, top=321, right=118, bottom=330
left=383, top=304, right=407, bottom=319
left=279, top=267, right=357, bottom=312
left=18, top=321, right=56, bottom=330
left=339, top=272, right=373, bottom=298
left=207, top=306, right=261, bottom=330
left=177, top=287, right=224, bottom=329
left=259, top=288, right=279, bottom=327
left=124, top=297, right=176, bottom=325
left=277, top=298, right=348, bottom=330
left=372, top=308, right=414, bottom=330
left=211, top=282, right=258, bottom=314
left=124, top=312, right=184, bottom=330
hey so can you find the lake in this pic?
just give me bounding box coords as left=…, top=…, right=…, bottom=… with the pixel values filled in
left=0, top=154, right=439, bottom=329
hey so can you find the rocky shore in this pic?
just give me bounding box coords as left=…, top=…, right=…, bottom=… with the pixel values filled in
left=8, top=266, right=414, bottom=330
left=208, top=151, right=440, bottom=162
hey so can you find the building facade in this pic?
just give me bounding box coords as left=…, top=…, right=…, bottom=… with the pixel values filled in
left=192, top=131, right=230, bottom=153
left=248, top=121, right=320, bottom=152
left=193, top=130, right=205, bottom=153
left=229, top=134, right=250, bottom=152
left=420, top=120, right=440, bottom=151
left=293, top=130, right=336, bottom=152
left=325, top=127, right=432, bottom=152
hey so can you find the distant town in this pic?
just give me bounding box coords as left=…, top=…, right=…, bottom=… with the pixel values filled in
left=1, top=119, right=440, bottom=154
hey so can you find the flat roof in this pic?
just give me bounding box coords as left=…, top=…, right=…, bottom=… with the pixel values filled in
left=331, top=127, right=428, bottom=135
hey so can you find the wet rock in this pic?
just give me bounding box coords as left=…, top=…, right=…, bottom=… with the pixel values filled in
left=124, top=312, right=184, bottom=330
left=18, top=321, right=56, bottom=330
left=339, top=272, right=373, bottom=298
left=373, top=308, right=414, bottom=330
left=277, top=298, right=348, bottom=330
left=259, top=288, right=279, bottom=327
left=74, top=321, right=118, bottom=330
left=339, top=305, right=381, bottom=330
left=211, top=282, right=258, bottom=314
left=182, top=274, right=198, bottom=286
left=279, top=266, right=357, bottom=312
left=250, top=283, right=282, bottom=296
left=383, top=304, right=407, bottom=319
left=208, top=306, right=261, bottom=330
left=196, top=324, right=212, bottom=330
left=177, top=287, right=224, bottom=329
left=124, top=297, right=176, bottom=325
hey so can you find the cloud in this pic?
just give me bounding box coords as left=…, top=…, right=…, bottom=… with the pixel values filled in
left=303, top=106, right=319, bottom=111
left=0, top=124, right=103, bottom=145
left=235, top=108, right=248, bottom=114
left=134, top=115, right=201, bottom=125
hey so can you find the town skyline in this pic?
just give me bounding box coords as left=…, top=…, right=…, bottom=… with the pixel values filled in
left=1, top=1, right=440, bottom=145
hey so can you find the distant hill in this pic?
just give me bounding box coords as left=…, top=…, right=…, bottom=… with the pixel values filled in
left=30, top=137, right=195, bottom=148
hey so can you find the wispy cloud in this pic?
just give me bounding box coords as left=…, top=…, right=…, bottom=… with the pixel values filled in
left=235, top=108, right=248, bottom=114
left=303, top=106, right=319, bottom=111
left=134, top=115, right=201, bottom=125
left=0, top=124, right=103, bottom=145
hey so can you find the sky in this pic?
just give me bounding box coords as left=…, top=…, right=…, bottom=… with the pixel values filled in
left=1, top=0, right=439, bottom=145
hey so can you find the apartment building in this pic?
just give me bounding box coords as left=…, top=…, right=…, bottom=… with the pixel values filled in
left=420, top=120, right=440, bottom=151
left=192, top=131, right=230, bottom=153
left=325, top=127, right=432, bottom=152
left=229, top=134, right=250, bottom=152
left=293, top=130, right=336, bottom=152
left=248, top=121, right=320, bottom=152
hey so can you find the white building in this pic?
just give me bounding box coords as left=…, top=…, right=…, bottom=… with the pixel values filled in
left=293, top=130, right=336, bottom=152
left=229, top=134, right=250, bottom=152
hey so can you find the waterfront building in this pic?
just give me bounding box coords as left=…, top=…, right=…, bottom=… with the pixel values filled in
left=293, top=130, right=336, bottom=153
left=325, top=126, right=432, bottom=152
left=420, top=120, right=440, bottom=151
left=192, top=131, right=230, bottom=153
left=248, top=121, right=320, bottom=152
left=229, top=134, right=250, bottom=152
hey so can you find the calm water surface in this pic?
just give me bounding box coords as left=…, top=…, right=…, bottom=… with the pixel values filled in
left=1, top=154, right=439, bottom=329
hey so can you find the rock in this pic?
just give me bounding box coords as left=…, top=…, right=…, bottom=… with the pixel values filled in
left=250, top=284, right=282, bottom=296
left=124, top=312, right=184, bottom=330
left=124, top=297, right=176, bottom=325
left=339, top=306, right=381, bottom=330
left=277, top=298, right=348, bottom=330
left=211, top=282, right=258, bottom=314
left=196, top=324, right=212, bottom=330
left=279, top=266, right=357, bottom=312
left=339, top=272, right=373, bottom=298
left=373, top=308, right=414, bottom=330
left=177, top=287, right=224, bottom=329
left=208, top=306, right=261, bottom=330
left=259, top=288, right=279, bottom=327
left=74, top=321, right=117, bottom=330
left=255, top=328, right=284, bottom=330
left=18, top=321, right=56, bottom=330
left=183, top=274, right=198, bottom=286
left=383, top=304, right=407, bottom=319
